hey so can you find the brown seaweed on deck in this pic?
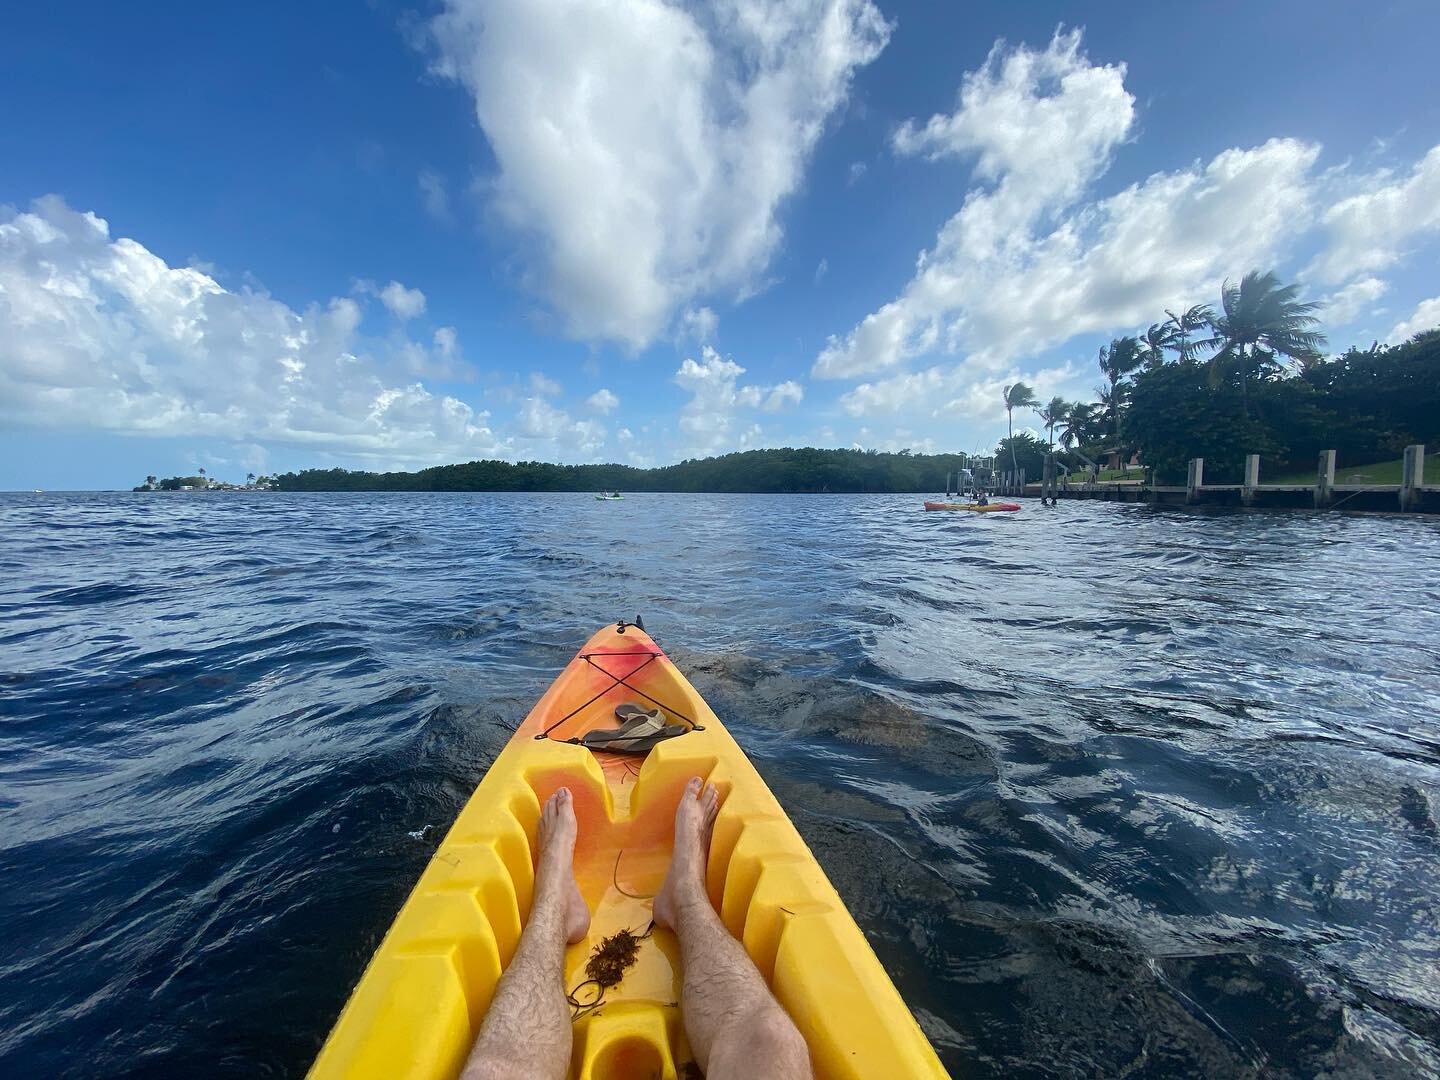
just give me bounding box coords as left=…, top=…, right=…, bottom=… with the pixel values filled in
left=566, top=924, right=654, bottom=1020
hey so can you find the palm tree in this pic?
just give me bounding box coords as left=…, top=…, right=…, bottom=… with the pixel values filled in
left=1037, top=397, right=1069, bottom=450
left=1139, top=323, right=1177, bottom=370
left=1163, top=303, right=1216, bottom=363
left=1059, top=402, right=1097, bottom=449
left=1096, top=384, right=1126, bottom=440
left=246, top=472, right=256, bottom=486
left=1208, top=271, right=1327, bottom=414
left=145, top=474, right=157, bottom=489
left=1098, top=336, right=1142, bottom=442
left=1002, top=382, right=1039, bottom=475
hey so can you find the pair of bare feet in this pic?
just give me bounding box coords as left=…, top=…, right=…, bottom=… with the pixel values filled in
left=535, top=775, right=722, bottom=946
left=466, top=778, right=808, bottom=1080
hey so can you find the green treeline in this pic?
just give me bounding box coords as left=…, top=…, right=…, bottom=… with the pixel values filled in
left=997, top=271, right=1440, bottom=484
left=1126, top=333, right=1440, bottom=482
left=273, top=448, right=977, bottom=494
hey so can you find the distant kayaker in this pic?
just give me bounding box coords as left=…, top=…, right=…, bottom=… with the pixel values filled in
left=460, top=780, right=812, bottom=1080
left=976, top=492, right=989, bottom=506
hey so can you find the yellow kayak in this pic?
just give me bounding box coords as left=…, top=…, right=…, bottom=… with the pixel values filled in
left=311, top=621, right=947, bottom=1079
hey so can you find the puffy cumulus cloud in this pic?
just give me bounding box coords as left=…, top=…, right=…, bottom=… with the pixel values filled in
left=673, top=346, right=802, bottom=454
left=379, top=280, right=426, bottom=320
left=1387, top=296, right=1440, bottom=344
left=0, top=196, right=498, bottom=465
left=892, top=28, right=1133, bottom=218
left=1321, top=276, right=1388, bottom=326
left=354, top=278, right=428, bottom=320
left=1308, top=146, right=1440, bottom=285
left=586, top=388, right=620, bottom=414
left=515, top=395, right=607, bottom=456
left=816, top=31, right=1325, bottom=381
left=429, top=0, right=890, bottom=347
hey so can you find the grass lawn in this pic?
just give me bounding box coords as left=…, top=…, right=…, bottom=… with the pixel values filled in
left=1266, top=458, right=1406, bottom=485
left=1071, top=468, right=1148, bottom=483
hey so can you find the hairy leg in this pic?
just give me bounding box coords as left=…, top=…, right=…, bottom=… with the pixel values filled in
left=461, top=787, right=590, bottom=1080
left=654, top=778, right=812, bottom=1080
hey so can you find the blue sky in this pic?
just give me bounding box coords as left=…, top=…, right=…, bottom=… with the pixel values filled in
left=3, top=0, right=1439, bottom=489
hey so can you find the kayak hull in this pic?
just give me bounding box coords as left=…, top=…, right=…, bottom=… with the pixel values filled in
left=924, top=500, right=1020, bottom=512
left=310, top=624, right=946, bottom=1080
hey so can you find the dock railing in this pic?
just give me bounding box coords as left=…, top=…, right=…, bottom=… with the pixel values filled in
left=1035, top=446, right=1437, bottom=513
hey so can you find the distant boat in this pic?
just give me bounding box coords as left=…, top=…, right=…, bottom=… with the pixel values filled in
left=32, top=489, right=43, bottom=493
left=595, top=492, right=624, bottom=500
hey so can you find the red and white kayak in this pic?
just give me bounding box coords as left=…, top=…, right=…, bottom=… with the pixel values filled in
left=924, top=500, right=1021, bottom=513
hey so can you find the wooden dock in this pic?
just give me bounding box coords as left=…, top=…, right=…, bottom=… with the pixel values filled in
left=996, top=445, right=1440, bottom=514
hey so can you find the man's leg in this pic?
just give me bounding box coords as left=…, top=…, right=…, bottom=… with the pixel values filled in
left=461, top=787, right=590, bottom=1080
left=653, top=778, right=812, bottom=1080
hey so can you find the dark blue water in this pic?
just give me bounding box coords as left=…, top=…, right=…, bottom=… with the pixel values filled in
left=3, top=492, right=1439, bottom=1078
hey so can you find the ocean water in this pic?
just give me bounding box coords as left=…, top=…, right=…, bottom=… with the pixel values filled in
left=2, top=491, right=1439, bottom=1078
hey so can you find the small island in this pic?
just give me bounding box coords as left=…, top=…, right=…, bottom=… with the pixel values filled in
left=133, top=469, right=276, bottom=492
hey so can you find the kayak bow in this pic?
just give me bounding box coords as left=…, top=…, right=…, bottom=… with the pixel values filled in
left=311, top=622, right=947, bottom=1080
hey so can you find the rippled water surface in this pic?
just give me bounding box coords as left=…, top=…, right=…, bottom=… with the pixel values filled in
left=3, top=492, right=1440, bottom=1078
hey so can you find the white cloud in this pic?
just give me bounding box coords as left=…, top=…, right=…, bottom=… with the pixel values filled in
left=1308, top=146, right=1440, bottom=285
left=672, top=345, right=801, bottom=454
left=679, top=305, right=719, bottom=344
left=418, top=169, right=453, bottom=223
left=379, top=280, right=427, bottom=320
left=428, top=0, right=890, bottom=347
left=847, top=161, right=867, bottom=185
left=839, top=363, right=1077, bottom=422
left=762, top=380, right=804, bottom=411
left=529, top=371, right=563, bottom=396
left=586, top=387, right=620, bottom=414
left=892, top=28, right=1133, bottom=212
left=0, top=196, right=497, bottom=465
left=1387, top=296, right=1440, bottom=344
left=815, top=29, right=1321, bottom=382
left=433, top=326, right=460, bottom=359
left=814, top=257, right=828, bottom=283
left=1321, top=276, right=1388, bottom=326
left=515, top=394, right=607, bottom=455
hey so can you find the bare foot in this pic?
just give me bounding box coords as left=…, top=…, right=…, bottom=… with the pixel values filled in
left=653, top=777, right=721, bottom=930
left=536, top=787, right=591, bottom=944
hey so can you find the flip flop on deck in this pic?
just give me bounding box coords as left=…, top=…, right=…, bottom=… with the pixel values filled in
left=576, top=702, right=686, bottom=754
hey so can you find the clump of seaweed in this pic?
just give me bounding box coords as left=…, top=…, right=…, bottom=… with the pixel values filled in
left=567, top=923, right=654, bottom=1020
left=586, top=927, right=645, bottom=988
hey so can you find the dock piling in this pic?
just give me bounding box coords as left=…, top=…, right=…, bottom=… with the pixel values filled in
left=1401, top=444, right=1425, bottom=512
left=1243, top=454, right=1260, bottom=507
left=1186, top=458, right=1204, bottom=504
left=1315, top=450, right=1336, bottom=508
